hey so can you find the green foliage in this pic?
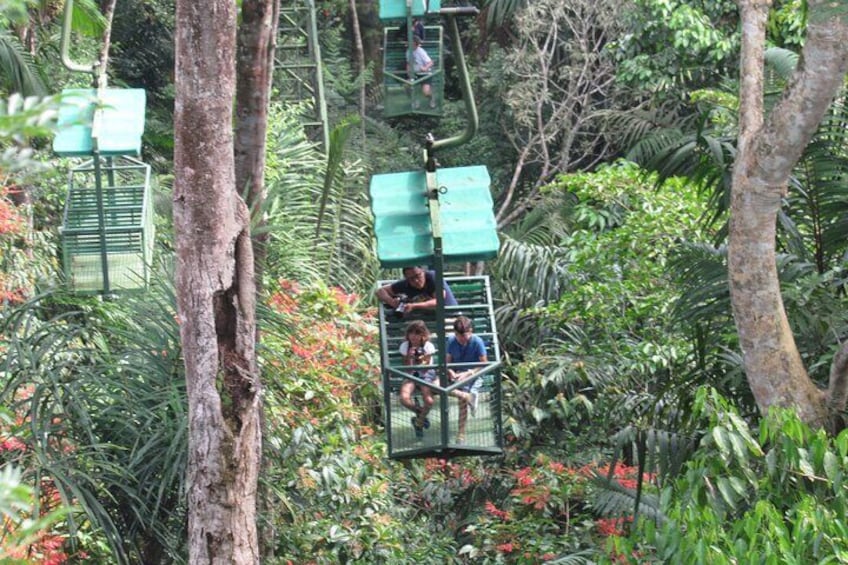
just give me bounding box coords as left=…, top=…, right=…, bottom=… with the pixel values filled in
left=0, top=31, right=46, bottom=96
left=110, top=0, right=175, bottom=95
left=610, top=0, right=739, bottom=98
left=263, top=103, right=377, bottom=294
left=542, top=160, right=706, bottom=374
left=0, top=286, right=188, bottom=564
left=0, top=464, right=73, bottom=563
left=619, top=388, right=848, bottom=564
left=483, top=0, right=528, bottom=27
left=497, top=159, right=714, bottom=479
left=768, top=0, right=806, bottom=48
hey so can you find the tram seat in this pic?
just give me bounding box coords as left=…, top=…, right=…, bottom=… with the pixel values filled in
left=54, top=88, right=153, bottom=293
left=377, top=275, right=503, bottom=458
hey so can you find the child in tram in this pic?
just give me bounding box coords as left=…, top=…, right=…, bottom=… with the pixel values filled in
left=399, top=320, right=436, bottom=438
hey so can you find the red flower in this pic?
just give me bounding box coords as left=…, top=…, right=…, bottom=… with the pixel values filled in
left=496, top=542, right=515, bottom=553
left=595, top=516, right=633, bottom=537
left=484, top=500, right=510, bottom=520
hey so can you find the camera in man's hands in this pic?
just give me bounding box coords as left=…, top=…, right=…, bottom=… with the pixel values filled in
left=395, top=293, right=409, bottom=314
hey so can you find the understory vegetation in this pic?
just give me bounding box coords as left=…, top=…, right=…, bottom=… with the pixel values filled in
left=3, top=0, right=848, bottom=563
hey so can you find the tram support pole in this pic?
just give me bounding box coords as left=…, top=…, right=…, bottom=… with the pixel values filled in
left=424, top=134, right=451, bottom=446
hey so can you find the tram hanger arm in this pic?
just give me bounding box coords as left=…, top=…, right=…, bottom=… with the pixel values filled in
left=430, top=14, right=478, bottom=152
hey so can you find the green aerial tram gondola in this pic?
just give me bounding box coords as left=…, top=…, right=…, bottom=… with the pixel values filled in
left=52, top=0, right=154, bottom=294
left=372, top=1, right=502, bottom=459
left=380, top=0, right=448, bottom=117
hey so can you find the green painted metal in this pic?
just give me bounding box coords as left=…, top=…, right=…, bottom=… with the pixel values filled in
left=379, top=0, right=441, bottom=19
left=369, top=165, right=499, bottom=268
left=377, top=275, right=503, bottom=459
left=60, top=156, right=154, bottom=293
left=276, top=0, right=330, bottom=151
left=59, top=0, right=96, bottom=74
left=431, top=15, right=477, bottom=151
left=382, top=25, right=443, bottom=118
left=54, top=89, right=146, bottom=157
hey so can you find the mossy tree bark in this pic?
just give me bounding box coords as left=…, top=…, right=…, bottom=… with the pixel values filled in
left=730, top=0, right=848, bottom=430
left=174, top=0, right=260, bottom=562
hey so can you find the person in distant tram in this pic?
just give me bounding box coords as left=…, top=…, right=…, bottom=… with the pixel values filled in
left=410, top=36, right=436, bottom=108
left=397, top=18, right=425, bottom=42
left=375, top=266, right=457, bottom=316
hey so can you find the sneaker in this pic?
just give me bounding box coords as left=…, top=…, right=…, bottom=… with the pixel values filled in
left=411, top=416, right=424, bottom=439
left=429, top=98, right=437, bottom=109
left=469, top=392, right=479, bottom=417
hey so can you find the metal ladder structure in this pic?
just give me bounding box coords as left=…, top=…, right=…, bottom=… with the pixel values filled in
left=275, top=0, right=330, bottom=151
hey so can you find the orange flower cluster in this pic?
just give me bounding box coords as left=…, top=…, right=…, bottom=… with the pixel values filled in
left=0, top=387, right=76, bottom=564
left=582, top=461, right=654, bottom=490
left=0, top=187, right=24, bottom=236
left=510, top=467, right=552, bottom=510
left=595, top=515, right=633, bottom=537
left=0, top=187, right=27, bottom=304
left=484, top=500, right=511, bottom=521
left=423, top=458, right=482, bottom=487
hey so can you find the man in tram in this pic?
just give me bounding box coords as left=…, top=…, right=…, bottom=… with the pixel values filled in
left=410, top=35, right=436, bottom=108
left=446, top=316, right=486, bottom=444
left=375, top=265, right=457, bottom=315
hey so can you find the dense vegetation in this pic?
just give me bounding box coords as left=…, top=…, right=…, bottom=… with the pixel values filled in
left=4, top=0, right=848, bottom=563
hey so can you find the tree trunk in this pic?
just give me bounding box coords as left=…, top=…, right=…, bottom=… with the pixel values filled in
left=730, top=0, right=848, bottom=428
left=349, top=0, right=366, bottom=122
left=234, top=1, right=278, bottom=558
left=174, top=1, right=261, bottom=563
left=236, top=0, right=280, bottom=292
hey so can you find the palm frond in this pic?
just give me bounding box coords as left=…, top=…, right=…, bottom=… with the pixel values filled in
left=590, top=475, right=665, bottom=523
left=764, top=46, right=799, bottom=81
left=669, top=242, right=730, bottom=324
left=491, top=234, right=572, bottom=351
left=263, top=104, right=377, bottom=294
left=316, top=114, right=359, bottom=237
left=484, top=0, right=527, bottom=26
left=545, top=549, right=599, bottom=564
left=0, top=281, right=188, bottom=564
left=70, top=0, right=107, bottom=38
left=0, top=31, right=46, bottom=95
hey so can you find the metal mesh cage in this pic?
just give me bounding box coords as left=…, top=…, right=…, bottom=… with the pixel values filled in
left=378, top=276, right=503, bottom=459
left=61, top=156, right=155, bottom=293
left=382, top=26, right=444, bottom=118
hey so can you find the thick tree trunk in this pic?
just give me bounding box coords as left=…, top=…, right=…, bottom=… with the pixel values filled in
left=174, top=1, right=261, bottom=563
left=730, top=0, right=848, bottom=428
left=236, top=0, right=280, bottom=292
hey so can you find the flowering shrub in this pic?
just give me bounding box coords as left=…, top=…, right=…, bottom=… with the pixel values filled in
left=0, top=407, right=75, bottom=564
left=456, top=454, right=660, bottom=563
left=461, top=454, right=597, bottom=562
left=262, top=278, right=381, bottom=431
left=0, top=186, right=58, bottom=304
left=261, top=280, right=461, bottom=563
